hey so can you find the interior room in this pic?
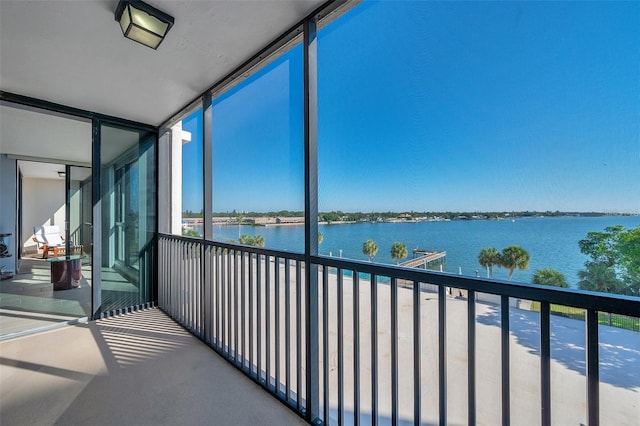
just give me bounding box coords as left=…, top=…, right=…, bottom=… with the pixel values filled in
left=0, top=103, right=93, bottom=335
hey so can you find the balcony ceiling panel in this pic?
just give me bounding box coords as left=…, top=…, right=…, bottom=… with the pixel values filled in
left=0, top=0, right=324, bottom=127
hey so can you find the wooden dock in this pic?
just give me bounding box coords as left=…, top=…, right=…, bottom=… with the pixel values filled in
left=400, top=248, right=446, bottom=269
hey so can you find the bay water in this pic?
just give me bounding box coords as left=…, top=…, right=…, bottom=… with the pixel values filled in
left=209, top=215, right=639, bottom=287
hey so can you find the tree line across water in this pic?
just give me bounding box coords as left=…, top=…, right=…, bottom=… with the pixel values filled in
left=187, top=223, right=639, bottom=297
left=183, top=209, right=629, bottom=221
left=358, top=225, right=639, bottom=296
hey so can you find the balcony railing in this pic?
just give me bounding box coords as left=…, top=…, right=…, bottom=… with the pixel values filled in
left=158, top=233, right=639, bottom=426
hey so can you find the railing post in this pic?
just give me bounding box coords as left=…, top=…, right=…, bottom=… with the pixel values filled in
left=438, top=285, right=447, bottom=426
left=467, top=290, right=476, bottom=426
left=501, top=296, right=511, bottom=426
left=586, top=309, right=599, bottom=426
left=540, top=301, right=551, bottom=426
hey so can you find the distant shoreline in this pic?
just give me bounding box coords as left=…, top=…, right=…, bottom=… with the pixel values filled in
left=183, top=212, right=638, bottom=229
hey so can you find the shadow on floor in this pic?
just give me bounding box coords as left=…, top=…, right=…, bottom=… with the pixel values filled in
left=476, top=304, right=640, bottom=390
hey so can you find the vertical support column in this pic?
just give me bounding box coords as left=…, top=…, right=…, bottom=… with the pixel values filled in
left=203, top=93, right=213, bottom=241
left=304, top=17, right=320, bottom=423
left=201, top=99, right=213, bottom=343
left=91, top=119, right=102, bottom=319
left=157, top=131, right=171, bottom=234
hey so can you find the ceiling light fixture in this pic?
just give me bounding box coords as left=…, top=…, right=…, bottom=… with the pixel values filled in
left=115, top=0, right=174, bottom=50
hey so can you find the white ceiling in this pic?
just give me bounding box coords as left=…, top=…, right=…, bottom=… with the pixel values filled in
left=18, top=161, right=65, bottom=180
left=0, top=0, right=326, bottom=127
left=0, top=104, right=92, bottom=164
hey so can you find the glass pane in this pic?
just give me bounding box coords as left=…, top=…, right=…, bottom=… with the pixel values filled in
left=68, top=165, right=92, bottom=315
left=211, top=43, right=304, bottom=252
left=169, top=108, right=203, bottom=237
left=316, top=1, right=640, bottom=293
left=100, top=124, right=156, bottom=312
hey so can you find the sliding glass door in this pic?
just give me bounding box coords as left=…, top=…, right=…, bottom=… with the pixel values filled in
left=68, top=166, right=92, bottom=302
left=100, top=123, right=156, bottom=312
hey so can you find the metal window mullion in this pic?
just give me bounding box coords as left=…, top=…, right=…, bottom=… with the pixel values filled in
left=303, top=17, right=320, bottom=422
left=91, top=118, right=102, bottom=320
left=202, top=94, right=213, bottom=240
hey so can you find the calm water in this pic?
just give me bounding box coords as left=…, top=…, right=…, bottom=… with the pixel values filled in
left=209, top=216, right=639, bottom=287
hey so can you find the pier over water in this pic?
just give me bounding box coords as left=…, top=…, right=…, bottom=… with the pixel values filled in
left=400, top=248, right=447, bottom=269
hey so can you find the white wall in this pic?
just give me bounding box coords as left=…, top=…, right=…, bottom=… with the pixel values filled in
left=21, top=177, right=65, bottom=253
left=158, top=123, right=192, bottom=235
left=0, top=155, right=17, bottom=272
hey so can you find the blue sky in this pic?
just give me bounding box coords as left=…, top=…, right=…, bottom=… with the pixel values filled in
left=182, top=0, right=640, bottom=214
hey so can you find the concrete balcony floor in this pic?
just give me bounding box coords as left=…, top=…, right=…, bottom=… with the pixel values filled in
left=0, top=308, right=306, bottom=426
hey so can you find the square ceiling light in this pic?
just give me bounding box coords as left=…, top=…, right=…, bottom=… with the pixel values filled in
left=115, top=0, right=174, bottom=50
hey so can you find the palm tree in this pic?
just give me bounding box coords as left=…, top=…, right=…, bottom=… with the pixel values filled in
left=578, top=263, right=624, bottom=294
left=390, top=242, right=408, bottom=264
left=532, top=268, right=568, bottom=288
left=500, top=245, right=530, bottom=280
left=478, top=247, right=500, bottom=278
left=253, top=234, right=265, bottom=248
left=239, top=234, right=264, bottom=247
left=362, top=239, right=378, bottom=262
